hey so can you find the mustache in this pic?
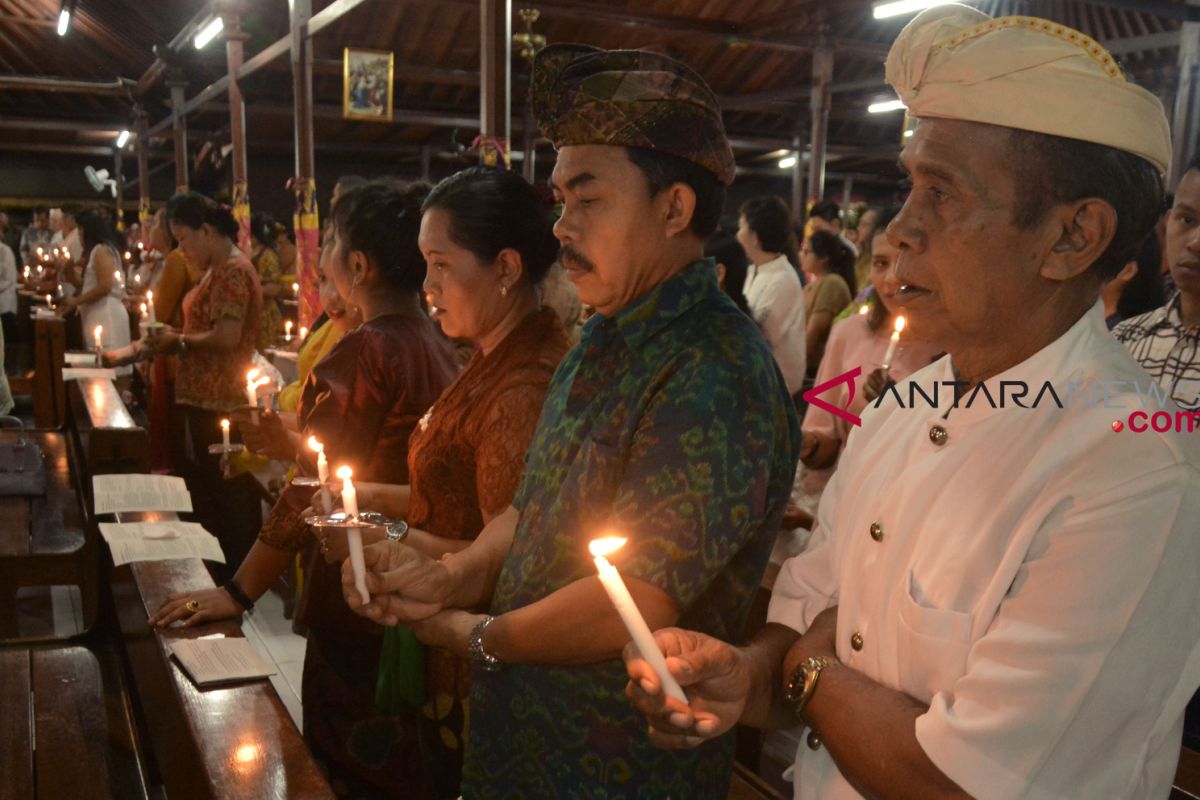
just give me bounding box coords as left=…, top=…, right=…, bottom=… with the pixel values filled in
left=560, top=245, right=595, bottom=272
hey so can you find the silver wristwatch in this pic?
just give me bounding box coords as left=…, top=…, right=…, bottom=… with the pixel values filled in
left=468, top=615, right=504, bottom=672
left=386, top=520, right=409, bottom=543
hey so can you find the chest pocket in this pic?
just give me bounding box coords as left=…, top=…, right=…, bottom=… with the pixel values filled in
left=895, top=569, right=975, bottom=704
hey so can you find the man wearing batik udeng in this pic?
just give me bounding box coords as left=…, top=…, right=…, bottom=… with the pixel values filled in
left=342, top=44, right=801, bottom=798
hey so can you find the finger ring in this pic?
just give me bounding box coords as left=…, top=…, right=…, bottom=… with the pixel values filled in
left=185, top=600, right=200, bottom=613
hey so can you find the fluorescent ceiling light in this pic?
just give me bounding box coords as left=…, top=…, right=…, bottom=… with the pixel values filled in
left=194, top=16, right=224, bottom=49
left=868, top=99, right=907, bottom=114
left=778, top=156, right=797, bottom=169
left=116, top=130, right=130, bottom=148
left=57, top=9, right=70, bottom=36
left=873, top=0, right=963, bottom=20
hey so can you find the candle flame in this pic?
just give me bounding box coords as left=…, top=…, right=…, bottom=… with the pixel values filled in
left=307, top=436, right=323, bottom=454
left=336, top=465, right=352, bottom=480
left=94, top=325, right=103, bottom=340
left=220, top=418, right=230, bottom=431
left=589, top=536, right=628, bottom=558
left=894, top=315, right=906, bottom=333
left=146, top=290, right=153, bottom=302
left=246, top=367, right=260, bottom=382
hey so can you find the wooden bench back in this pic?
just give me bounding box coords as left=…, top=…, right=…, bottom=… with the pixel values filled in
left=32, top=316, right=65, bottom=429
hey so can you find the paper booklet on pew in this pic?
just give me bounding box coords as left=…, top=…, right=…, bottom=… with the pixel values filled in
left=98, top=521, right=226, bottom=566
left=170, top=637, right=276, bottom=687
left=64, top=352, right=102, bottom=366
left=63, top=367, right=117, bottom=381
left=93, top=474, right=194, bottom=515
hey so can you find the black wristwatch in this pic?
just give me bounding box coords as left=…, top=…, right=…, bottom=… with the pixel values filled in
left=222, top=579, right=255, bottom=614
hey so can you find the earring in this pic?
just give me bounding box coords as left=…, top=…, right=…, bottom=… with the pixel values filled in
left=500, top=284, right=508, bottom=297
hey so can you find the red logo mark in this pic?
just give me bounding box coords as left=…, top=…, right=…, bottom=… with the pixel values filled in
left=802, top=366, right=863, bottom=427
left=1112, top=420, right=1124, bottom=432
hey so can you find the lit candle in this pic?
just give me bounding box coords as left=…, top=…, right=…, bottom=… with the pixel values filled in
left=299, top=326, right=308, bottom=340
left=124, top=251, right=132, bottom=260
left=292, top=282, right=300, bottom=297
left=284, top=320, right=293, bottom=341
left=36, top=265, right=44, bottom=275
left=23, top=266, right=30, bottom=280
left=880, top=315, right=906, bottom=372
left=589, top=536, right=688, bottom=704
left=140, top=302, right=148, bottom=319
left=308, top=436, right=331, bottom=513
left=245, top=368, right=261, bottom=424
left=36, top=246, right=43, bottom=257
left=145, top=289, right=156, bottom=325
left=44, top=293, right=52, bottom=307
left=338, top=466, right=369, bottom=604
left=220, top=418, right=231, bottom=452
left=93, top=324, right=103, bottom=351
left=858, top=304, right=869, bottom=316
left=137, top=241, right=144, bottom=251
left=134, top=273, right=141, bottom=286
left=113, top=270, right=121, bottom=281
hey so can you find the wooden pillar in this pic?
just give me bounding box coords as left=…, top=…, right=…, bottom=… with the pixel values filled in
left=114, top=149, right=125, bottom=231
left=807, top=42, right=834, bottom=203
left=1171, top=0, right=1200, bottom=189
left=420, top=145, right=432, bottom=183
left=220, top=2, right=251, bottom=251
left=168, top=78, right=188, bottom=193
left=522, top=105, right=536, bottom=182
left=791, top=131, right=804, bottom=224
left=290, top=0, right=320, bottom=328
left=479, top=0, right=511, bottom=169
left=135, top=106, right=150, bottom=238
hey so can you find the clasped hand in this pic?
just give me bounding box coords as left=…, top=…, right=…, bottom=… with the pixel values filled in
left=340, top=538, right=452, bottom=626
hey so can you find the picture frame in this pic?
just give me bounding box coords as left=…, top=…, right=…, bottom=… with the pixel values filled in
left=342, top=47, right=394, bottom=122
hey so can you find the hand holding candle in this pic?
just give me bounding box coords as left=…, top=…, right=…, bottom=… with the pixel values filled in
left=880, top=315, right=906, bottom=373
left=309, top=436, right=331, bottom=513
left=338, top=466, right=369, bottom=605
left=589, top=536, right=688, bottom=704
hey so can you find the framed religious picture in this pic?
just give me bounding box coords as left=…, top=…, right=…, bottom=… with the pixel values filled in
left=342, top=47, right=394, bottom=122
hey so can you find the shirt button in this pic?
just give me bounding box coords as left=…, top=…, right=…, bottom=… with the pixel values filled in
left=850, top=632, right=864, bottom=651
left=869, top=522, right=884, bottom=542
left=806, top=731, right=822, bottom=750
left=929, top=425, right=949, bottom=446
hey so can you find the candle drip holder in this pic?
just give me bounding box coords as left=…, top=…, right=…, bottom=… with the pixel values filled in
left=303, top=510, right=396, bottom=530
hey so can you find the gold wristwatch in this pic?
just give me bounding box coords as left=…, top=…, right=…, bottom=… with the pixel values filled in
left=783, top=656, right=838, bottom=720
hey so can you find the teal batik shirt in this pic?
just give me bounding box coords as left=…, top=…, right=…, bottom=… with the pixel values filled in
left=461, top=260, right=801, bottom=799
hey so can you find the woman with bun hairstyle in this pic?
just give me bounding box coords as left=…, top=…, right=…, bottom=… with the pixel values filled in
left=316, top=166, right=572, bottom=798
left=151, top=191, right=263, bottom=571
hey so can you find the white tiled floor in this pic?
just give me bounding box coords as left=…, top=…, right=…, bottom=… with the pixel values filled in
left=240, top=589, right=307, bottom=731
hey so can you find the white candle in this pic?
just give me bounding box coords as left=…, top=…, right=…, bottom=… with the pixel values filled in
left=220, top=418, right=231, bottom=452
left=45, top=293, right=52, bottom=307
left=134, top=273, right=141, bottom=286
left=284, top=320, right=293, bottom=341
left=338, top=466, right=369, bottom=604
left=93, top=324, right=103, bottom=351
left=124, top=251, right=132, bottom=261
left=145, top=290, right=156, bottom=325
left=292, top=282, right=300, bottom=297
left=36, top=246, right=43, bottom=257
left=299, top=326, right=308, bottom=340
left=880, top=315, right=906, bottom=372
left=246, top=368, right=261, bottom=424
left=23, top=267, right=30, bottom=279
left=589, top=537, right=688, bottom=704
left=140, top=302, right=148, bottom=319
left=308, top=436, right=331, bottom=513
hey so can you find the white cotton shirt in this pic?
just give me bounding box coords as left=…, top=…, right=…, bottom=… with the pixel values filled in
left=768, top=302, right=1200, bottom=800
left=744, top=254, right=807, bottom=395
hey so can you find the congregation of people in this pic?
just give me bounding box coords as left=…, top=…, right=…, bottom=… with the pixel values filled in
left=4, top=4, right=1200, bottom=799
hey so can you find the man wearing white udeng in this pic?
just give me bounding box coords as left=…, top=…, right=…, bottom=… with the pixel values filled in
left=623, top=5, right=1200, bottom=799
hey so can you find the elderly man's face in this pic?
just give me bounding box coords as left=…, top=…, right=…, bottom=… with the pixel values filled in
left=1165, top=168, right=1200, bottom=299
left=886, top=118, right=1061, bottom=355
left=551, top=145, right=685, bottom=316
